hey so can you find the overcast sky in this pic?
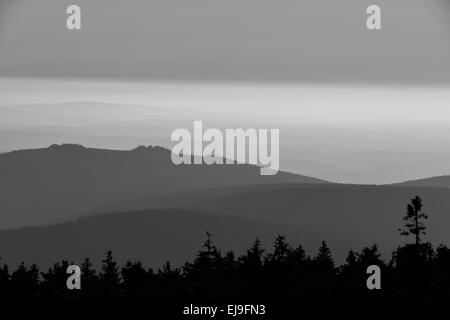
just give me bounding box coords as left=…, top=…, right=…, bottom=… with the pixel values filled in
left=0, top=0, right=449, bottom=84
left=1, top=1, right=450, bottom=183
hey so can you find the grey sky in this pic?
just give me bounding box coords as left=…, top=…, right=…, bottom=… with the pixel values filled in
left=1, top=1, right=450, bottom=184
left=0, top=0, right=449, bottom=84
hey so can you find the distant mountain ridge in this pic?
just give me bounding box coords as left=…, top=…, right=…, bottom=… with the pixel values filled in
left=1, top=145, right=450, bottom=265
left=0, top=209, right=310, bottom=269
left=394, top=175, right=450, bottom=189
left=0, top=144, right=327, bottom=229
left=148, top=183, right=450, bottom=260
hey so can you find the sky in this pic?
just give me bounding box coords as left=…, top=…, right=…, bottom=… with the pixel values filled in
left=0, top=0, right=450, bottom=184
left=1, top=78, right=450, bottom=184
left=0, top=0, right=449, bottom=84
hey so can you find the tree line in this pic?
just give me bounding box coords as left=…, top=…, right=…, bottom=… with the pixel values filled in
left=0, top=196, right=449, bottom=300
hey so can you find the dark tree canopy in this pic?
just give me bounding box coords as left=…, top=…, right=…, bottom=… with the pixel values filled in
left=0, top=196, right=448, bottom=301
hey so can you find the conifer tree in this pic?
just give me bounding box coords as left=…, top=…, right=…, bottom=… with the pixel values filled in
left=242, top=238, right=265, bottom=269
left=315, top=241, right=335, bottom=271
left=81, top=258, right=97, bottom=298
left=100, top=251, right=121, bottom=297
left=121, top=260, right=147, bottom=297
left=399, top=196, right=428, bottom=245
left=267, top=235, right=291, bottom=264
left=0, top=259, right=9, bottom=298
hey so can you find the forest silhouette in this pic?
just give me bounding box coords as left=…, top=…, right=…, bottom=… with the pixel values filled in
left=0, top=196, right=449, bottom=300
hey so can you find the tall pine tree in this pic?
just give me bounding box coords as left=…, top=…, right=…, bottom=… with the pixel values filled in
left=399, top=196, right=429, bottom=245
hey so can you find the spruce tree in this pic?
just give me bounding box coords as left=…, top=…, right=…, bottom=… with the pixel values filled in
left=100, top=251, right=121, bottom=297
left=81, top=258, right=97, bottom=298
left=315, top=241, right=335, bottom=271
left=399, top=196, right=429, bottom=245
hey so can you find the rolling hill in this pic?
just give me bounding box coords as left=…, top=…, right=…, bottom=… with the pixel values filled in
left=1, top=145, right=450, bottom=266
left=0, top=209, right=314, bottom=269
left=394, top=175, right=450, bottom=189
left=148, top=183, right=450, bottom=259
left=0, top=144, right=327, bottom=229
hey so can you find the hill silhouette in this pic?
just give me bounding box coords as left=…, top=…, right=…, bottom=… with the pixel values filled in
left=1, top=197, right=449, bottom=302
left=394, top=175, right=450, bottom=189
left=1, top=183, right=450, bottom=266
left=0, top=144, right=326, bottom=229
left=1, top=145, right=450, bottom=265
left=0, top=209, right=312, bottom=269
left=148, top=184, right=450, bottom=260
